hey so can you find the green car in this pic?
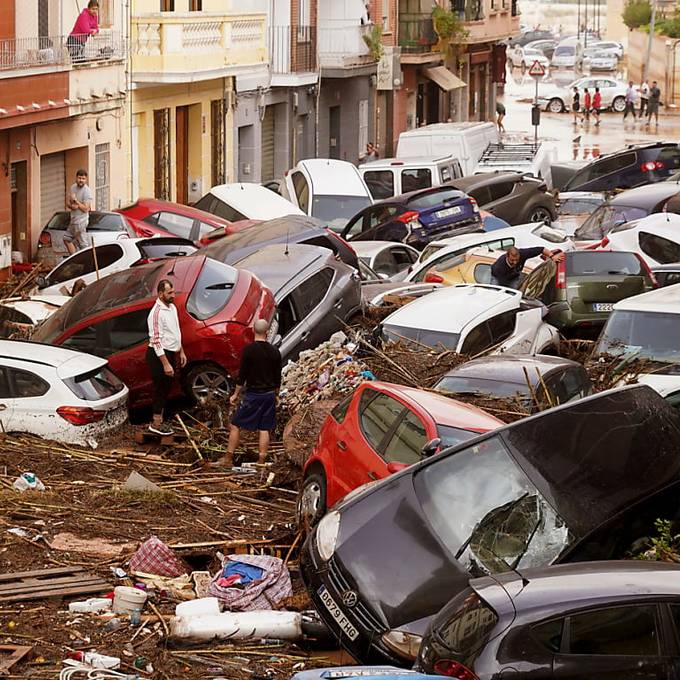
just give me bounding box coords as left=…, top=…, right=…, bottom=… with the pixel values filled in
left=519, top=250, right=656, bottom=331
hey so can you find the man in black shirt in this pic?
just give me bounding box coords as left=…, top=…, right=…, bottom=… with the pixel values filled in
left=491, top=246, right=564, bottom=289
left=222, top=319, right=282, bottom=465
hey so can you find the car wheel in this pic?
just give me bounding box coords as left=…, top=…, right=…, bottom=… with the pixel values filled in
left=612, top=95, right=626, bottom=113
left=548, top=98, right=564, bottom=113
left=183, top=363, right=231, bottom=403
left=525, top=206, right=553, bottom=223
left=298, top=471, right=327, bottom=531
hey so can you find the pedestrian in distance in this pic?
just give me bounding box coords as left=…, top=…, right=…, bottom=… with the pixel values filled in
left=639, top=79, right=650, bottom=119
left=491, top=246, right=565, bottom=289
left=67, top=0, right=99, bottom=62
left=623, top=80, right=637, bottom=121
left=647, top=81, right=661, bottom=126
left=146, top=279, right=187, bottom=436
left=361, top=142, right=379, bottom=164
left=571, top=87, right=580, bottom=125
left=496, top=100, right=506, bottom=133
left=64, top=169, right=92, bottom=256
left=220, top=319, right=282, bottom=466
left=592, top=87, right=602, bottom=126
left=583, top=88, right=591, bottom=123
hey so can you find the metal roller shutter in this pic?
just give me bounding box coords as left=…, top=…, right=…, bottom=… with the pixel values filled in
left=261, top=107, right=275, bottom=182
left=40, top=152, right=66, bottom=225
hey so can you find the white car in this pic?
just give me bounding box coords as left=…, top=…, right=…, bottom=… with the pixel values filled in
left=194, top=183, right=303, bottom=222
left=510, top=45, right=550, bottom=70
left=599, top=213, right=680, bottom=268
left=0, top=340, right=129, bottom=447
left=589, top=40, right=624, bottom=59
left=551, top=40, right=584, bottom=69
left=537, top=76, right=628, bottom=114
left=406, top=223, right=574, bottom=283
left=0, top=295, right=70, bottom=338
left=350, top=241, right=420, bottom=279
left=379, top=284, right=559, bottom=355
left=37, top=237, right=197, bottom=296
left=583, top=49, right=618, bottom=72
left=280, top=159, right=373, bottom=233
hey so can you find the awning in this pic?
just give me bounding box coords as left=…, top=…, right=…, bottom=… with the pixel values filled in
left=424, top=66, right=466, bottom=92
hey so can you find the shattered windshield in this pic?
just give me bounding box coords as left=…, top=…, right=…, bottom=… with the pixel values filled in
left=414, top=436, right=569, bottom=576
left=575, top=204, right=647, bottom=240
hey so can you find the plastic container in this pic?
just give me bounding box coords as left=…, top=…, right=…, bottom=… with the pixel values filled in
left=175, top=597, right=220, bottom=620
left=69, top=598, right=112, bottom=614
left=13, top=473, right=45, bottom=492
left=170, top=611, right=302, bottom=641
left=112, top=586, right=147, bottom=615
left=68, top=651, right=120, bottom=669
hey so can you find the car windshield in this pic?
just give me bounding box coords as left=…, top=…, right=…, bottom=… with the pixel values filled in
left=420, top=243, right=446, bottom=263
left=311, top=196, right=371, bottom=232
left=382, top=323, right=460, bottom=349
left=186, top=258, right=238, bottom=321
left=575, top=204, right=647, bottom=240
left=415, top=436, right=569, bottom=576
left=555, top=45, right=575, bottom=56
left=558, top=197, right=604, bottom=215
left=437, top=375, right=531, bottom=403
left=567, top=251, right=644, bottom=276
left=595, top=310, right=680, bottom=363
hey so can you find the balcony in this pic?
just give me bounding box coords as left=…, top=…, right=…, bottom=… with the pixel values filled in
left=131, top=12, right=266, bottom=84
left=399, top=15, right=437, bottom=54
left=318, top=23, right=376, bottom=74
left=453, top=0, right=519, bottom=44
left=268, top=25, right=318, bottom=86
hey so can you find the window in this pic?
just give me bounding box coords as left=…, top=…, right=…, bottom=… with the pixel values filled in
left=438, top=592, right=499, bottom=656
left=568, top=606, right=659, bottom=656
left=138, top=241, right=195, bottom=260
left=160, top=0, right=174, bottom=10
left=153, top=212, right=195, bottom=240
left=368, top=206, right=400, bottom=230
left=488, top=310, right=517, bottom=344
left=187, top=259, right=238, bottom=321
left=206, top=198, right=247, bottom=223
left=460, top=322, right=493, bottom=355
left=98, top=0, right=113, bottom=27
left=440, top=166, right=452, bottom=183
left=532, top=619, right=564, bottom=653
left=413, top=253, right=466, bottom=283
left=277, top=294, right=301, bottom=338
left=198, top=222, right=217, bottom=238
left=190, top=0, right=202, bottom=9
left=474, top=264, right=492, bottom=283
left=49, top=249, right=96, bottom=284
left=298, top=0, right=311, bottom=36
left=639, top=232, right=680, bottom=264
left=8, top=368, right=49, bottom=398
left=64, top=367, right=124, bottom=401
left=359, top=390, right=404, bottom=450
left=659, top=271, right=680, bottom=287
left=381, top=0, right=392, bottom=31
left=358, top=99, right=369, bottom=159
left=566, top=252, right=643, bottom=277
left=364, top=170, right=395, bottom=200
left=293, top=268, right=333, bottom=318
left=521, top=261, right=556, bottom=300
left=0, top=367, right=10, bottom=398
left=408, top=187, right=464, bottom=210
left=344, top=213, right=366, bottom=239
left=487, top=181, right=516, bottom=202
left=331, top=394, right=353, bottom=424
left=467, top=186, right=492, bottom=206
left=383, top=409, right=427, bottom=465
left=575, top=203, right=647, bottom=241
left=291, top=172, right=310, bottom=214
left=382, top=323, right=460, bottom=349
left=95, top=143, right=110, bottom=211
left=401, top=168, right=433, bottom=194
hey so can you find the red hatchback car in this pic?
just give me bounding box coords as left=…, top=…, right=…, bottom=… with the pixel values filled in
left=31, top=256, right=275, bottom=408
left=299, top=381, right=503, bottom=527
left=118, top=199, right=253, bottom=244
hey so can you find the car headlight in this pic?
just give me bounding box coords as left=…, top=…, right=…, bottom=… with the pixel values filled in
left=381, top=630, right=423, bottom=661
left=315, top=510, right=341, bottom=562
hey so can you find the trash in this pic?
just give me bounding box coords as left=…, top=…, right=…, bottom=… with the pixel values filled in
left=110, top=567, right=127, bottom=579
left=170, top=610, right=303, bottom=641
left=66, top=651, right=120, bottom=670
left=68, top=598, right=112, bottom=614
left=191, top=571, right=212, bottom=599
left=175, top=597, right=221, bottom=620
left=131, top=571, right=195, bottom=601
left=104, top=618, right=122, bottom=632
left=6, top=528, right=28, bottom=538
left=50, top=532, right=135, bottom=558
left=130, top=609, right=141, bottom=626
left=122, top=470, right=163, bottom=493
left=129, top=535, right=189, bottom=578
left=112, top=586, right=147, bottom=615
left=12, top=473, right=45, bottom=492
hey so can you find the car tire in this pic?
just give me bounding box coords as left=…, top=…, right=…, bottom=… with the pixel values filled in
left=298, top=471, right=327, bottom=531
left=612, top=95, right=626, bottom=113
left=524, top=205, right=554, bottom=223
left=548, top=98, right=564, bottom=113
left=182, top=363, right=232, bottom=403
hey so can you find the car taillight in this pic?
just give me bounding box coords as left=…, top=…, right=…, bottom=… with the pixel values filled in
left=424, top=271, right=444, bottom=283
left=600, top=236, right=610, bottom=248
left=556, top=258, right=566, bottom=289
left=39, top=231, right=51, bottom=247
left=468, top=196, right=479, bottom=213
left=324, top=228, right=357, bottom=256
left=635, top=253, right=658, bottom=287
left=131, top=258, right=152, bottom=266
left=57, top=406, right=106, bottom=426
left=433, top=659, right=480, bottom=680
left=396, top=210, right=421, bottom=225
left=641, top=160, right=665, bottom=172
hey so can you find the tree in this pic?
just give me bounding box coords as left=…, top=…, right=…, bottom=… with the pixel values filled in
left=622, top=0, right=652, bottom=30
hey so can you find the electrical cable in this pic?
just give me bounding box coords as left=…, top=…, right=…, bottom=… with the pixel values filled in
left=59, top=665, right=139, bottom=680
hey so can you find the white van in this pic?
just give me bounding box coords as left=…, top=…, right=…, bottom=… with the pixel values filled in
left=396, top=122, right=500, bottom=175
left=358, top=155, right=464, bottom=200
left=551, top=38, right=584, bottom=69
left=280, top=159, right=373, bottom=232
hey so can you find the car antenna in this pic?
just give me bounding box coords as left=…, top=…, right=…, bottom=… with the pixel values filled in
left=166, top=257, right=178, bottom=278
left=284, top=228, right=290, bottom=256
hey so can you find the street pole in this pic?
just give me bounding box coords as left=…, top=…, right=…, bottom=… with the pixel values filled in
left=584, top=1, right=588, bottom=47
left=644, top=0, right=657, bottom=82
left=577, top=0, right=581, bottom=40
left=534, top=77, right=538, bottom=149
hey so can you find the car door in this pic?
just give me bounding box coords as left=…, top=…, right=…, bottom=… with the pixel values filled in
left=596, top=79, right=617, bottom=107
left=288, top=268, right=335, bottom=356
left=1, top=366, right=52, bottom=437
left=342, top=206, right=375, bottom=241
left=373, top=245, right=419, bottom=277
left=484, top=180, right=518, bottom=222
left=0, top=366, right=14, bottom=433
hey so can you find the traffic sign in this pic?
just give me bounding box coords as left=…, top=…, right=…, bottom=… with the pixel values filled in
left=528, top=60, right=545, bottom=77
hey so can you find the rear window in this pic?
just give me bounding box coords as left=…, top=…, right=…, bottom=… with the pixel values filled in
left=382, top=323, right=460, bottom=349
left=311, top=195, right=371, bottom=232
left=138, top=241, right=196, bottom=260
left=555, top=46, right=575, bottom=56
left=558, top=197, right=604, bottom=216
left=436, top=591, right=499, bottom=658
left=654, top=146, right=680, bottom=172
left=186, top=258, right=239, bottom=321
left=437, top=425, right=481, bottom=449
left=64, top=366, right=125, bottom=401
left=194, top=195, right=247, bottom=223
left=575, top=204, right=647, bottom=241
left=437, top=375, right=530, bottom=400
left=408, top=188, right=465, bottom=210
left=566, top=251, right=643, bottom=276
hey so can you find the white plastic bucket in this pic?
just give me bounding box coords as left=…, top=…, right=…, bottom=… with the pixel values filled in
left=112, top=586, right=147, bottom=615
left=175, top=597, right=221, bottom=619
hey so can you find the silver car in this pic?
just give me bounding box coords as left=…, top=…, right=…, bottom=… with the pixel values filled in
left=583, top=48, right=618, bottom=71
left=537, top=76, right=628, bottom=113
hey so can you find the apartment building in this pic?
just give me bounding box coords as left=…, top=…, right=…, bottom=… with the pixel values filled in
left=0, top=0, right=127, bottom=271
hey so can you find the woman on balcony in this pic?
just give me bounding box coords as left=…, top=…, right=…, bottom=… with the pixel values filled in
left=67, top=0, right=99, bottom=62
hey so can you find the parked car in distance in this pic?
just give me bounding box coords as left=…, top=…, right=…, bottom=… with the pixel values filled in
left=652, top=262, right=680, bottom=287
left=0, top=295, right=71, bottom=339
left=553, top=190, right=606, bottom=236
left=519, top=249, right=656, bottom=330
left=435, top=354, right=593, bottom=411
left=298, top=381, right=503, bottom=527
left=509, top=45, right=550, bottom=70
left=417, top=561, right=680, bottom=680
left=31, top=256, right=276, bottom=408
left=231, top=244, right=361, bottom=363
left=380, top=284, right=560, bottom=355
left=0, top=340, right=129, bottom=446
left=194, top=183, right=303, bottom=222
left=37, top=211, right=135, bottom=269
left=359, top=155, right=463, bottom=201
left=200, top=215, right=359, bottom=270
left=550, top=39, right=584, bottom=69
left=340, top=186, right=482, bottom=250
left=583, top=47, right=618, bottom=71
left=590, top=39, right=624, bottom=58
left=509, top=29, right=554, bottom=47
left=537, top=76, right=626, bottom=113
left=449, top=172, right=556, bottom=225
left=280, top=159, right=373, bottom=232
left=117, top=198, right=248, bottom=243
left=524, top=38, right=558, bottom=59
left=37, top=237, right=197, bottom=296
left=350, top=241, right=420, bottom=279
left=300, top=384, right=680, bottom=665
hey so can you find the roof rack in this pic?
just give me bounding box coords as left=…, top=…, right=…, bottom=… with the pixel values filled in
left=478, top=142, right=540, bottom=163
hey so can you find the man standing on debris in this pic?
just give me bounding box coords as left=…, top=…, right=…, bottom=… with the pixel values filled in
left=491, top=246, right=564, bottom=289
left=146, top=279, right=186, bottom=436
left=220, top=319, right=281, bottom=466
left=64, top=169, right=92, bottom=255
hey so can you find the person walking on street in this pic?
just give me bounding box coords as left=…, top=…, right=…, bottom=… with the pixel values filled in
left=491, top=246, right=565, bottom=289
left=623, top=81, right=637, bottom=121
left=647, top=81, right=661, bottom=126
left=572, top=87, right=580, bottom=125
left=146, top=279, right=186, bottom=436
left=64, top=169, right=92, bottom=256
left=67, top=0, right=99, bottom=62
left=639, top=79, right=650, bottom=119
left=583, top=88, right=591, bottom=123
left=496, top=100, right=506, bottom=133
left=592, top=87, right=602, bottom=126
left=220, top=319, right=282, bottom=466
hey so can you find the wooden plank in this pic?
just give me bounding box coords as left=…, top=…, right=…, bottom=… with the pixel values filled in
left=0, top=645, right=33, bottom=675
left=0, top=576, right=106, bottom=596
left=0, top=582, right=110, bottom=603
left=0, top=566, right=85, bottom=583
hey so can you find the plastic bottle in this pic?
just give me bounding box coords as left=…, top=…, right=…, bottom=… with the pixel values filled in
left=13, top=473, right=45, bottom=492
left=67, top=651, right=120, bottom=669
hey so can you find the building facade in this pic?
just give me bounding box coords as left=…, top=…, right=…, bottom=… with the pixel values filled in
left=0, top=0, right=127, bottom=271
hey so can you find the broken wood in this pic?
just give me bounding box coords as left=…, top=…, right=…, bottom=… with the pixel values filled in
left=175, top=414, right=204, bottom=462
left=0, top=566, right=109, bottom=603
left=0, top=644, right=32, bottom=676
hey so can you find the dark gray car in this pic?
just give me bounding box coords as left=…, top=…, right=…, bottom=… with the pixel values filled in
left=231, top=244, right=361, bottom=362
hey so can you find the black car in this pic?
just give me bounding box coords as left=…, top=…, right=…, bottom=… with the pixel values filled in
left=509, top=29, right=555, bottom=47
left=561, top=142, right=680, bottom=193
left=340, top=186, right=482, bottom=250
left=200, top=215, right=359, bottom=270
left=300, top=385, right=680, bottom=666
left=417, top=561, right=680, bottom=680
left=449, top=172, right=556, bottom=225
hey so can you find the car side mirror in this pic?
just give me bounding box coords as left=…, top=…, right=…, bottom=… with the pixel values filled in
left=421, top=437, right=442, bottom=458
left=387, top=462, right=409, bottom=475
left=36, top=276, right=47, bottom=289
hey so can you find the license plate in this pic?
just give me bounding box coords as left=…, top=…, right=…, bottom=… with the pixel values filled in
left=318, top=586, right=359, bottom=640
left=592, top=303, right=614, bottom=312
left=436, top=206, right=462, bottom=219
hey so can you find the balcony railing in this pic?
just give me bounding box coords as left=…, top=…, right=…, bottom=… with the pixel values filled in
left=0, top=32, right=125, bottom=71
left=399, top=15, right=437, bottom=53
left=268, top=25, right=316, bottom=74
left=318, top=23, right=373, bottom=69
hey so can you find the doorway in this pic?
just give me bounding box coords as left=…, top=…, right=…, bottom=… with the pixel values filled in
left=176, top=105, right=189, bottom=204
left=329, top=105, right=341, bottom=159
left=10, top=162, right=28, bottom=262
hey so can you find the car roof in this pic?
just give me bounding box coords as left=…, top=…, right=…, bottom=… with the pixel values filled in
left=0, top=339, right=106, bottom=377
left=614, top=211, right=680, bottom=237
left=294, top=159, right=368, bottom=196
left=360, top=155, right=457, bottom=169
left=610, top=182, right=680, bottom=206
left=451, top=172, right=522, bottom=190
left=429, top=224, right=532, bottom=251
left=440, top=354, right=581, bottom=386
left=127, top=198, right=229, bottom=224
left=382, top=284, right=520, bottom=333
left=612, top=281, right=680, bottom=313
left=208, top=183, right=304, bottom=219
